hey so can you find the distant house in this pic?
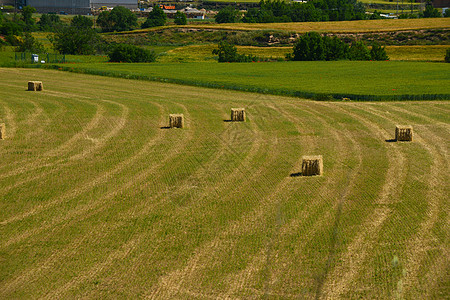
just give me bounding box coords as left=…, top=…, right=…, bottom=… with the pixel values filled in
left=182, top=7, right=206, bottom=19
left=25, top=0, right=137, bottom=14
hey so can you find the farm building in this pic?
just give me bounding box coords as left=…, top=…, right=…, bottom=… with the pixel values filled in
left=25, top=0, right=137, bottom=14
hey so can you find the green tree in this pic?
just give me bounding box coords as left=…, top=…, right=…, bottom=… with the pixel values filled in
left=97, top=11, right=113, bottom=32
left=370, top=42, right=389, bottom=60
left=21, top=6, right=37, bottom=31
left=108, top=44, right=156, bottom=62
left=37, top=14, right=61, bottom=31
left=292, top=32, right=326, bottom=61
left=422, top=2, right=440, bottom=18
left=16, top=32, right=44, bottom=53
left=97, top=6, right=137, bottom=32
left=215, top=6, right=240, bottom=23
left=71, top=15, right=93, bottom=29
left=50, top=24, right=100, bottom=55
left=142, top=5, right=167, bottom=28
left=348, top=41, right=371, bottom=60
left=174, top=11, right=187, bottom=25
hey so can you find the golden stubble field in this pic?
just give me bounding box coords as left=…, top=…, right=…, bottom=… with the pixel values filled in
left=0, top=68, right=448, bottom=299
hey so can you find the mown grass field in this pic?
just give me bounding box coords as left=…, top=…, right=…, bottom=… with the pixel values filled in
left=52, top=60, right=450, bottom=100
left=0, top=68, right=448, bottom=299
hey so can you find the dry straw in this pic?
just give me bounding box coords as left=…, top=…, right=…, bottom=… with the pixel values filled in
left=169, top=114, right=184, bottom=128
left=0, top=123, right=5, bottom=139
left=28, top=81, right=43, bottom=91
left=231, top=108, right=246, bottom=122
left=395, top=125, right=413, bottom=142
left=302, top=155, right=323, bottom=176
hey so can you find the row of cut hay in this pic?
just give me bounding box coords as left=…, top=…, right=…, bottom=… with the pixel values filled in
left=43, top=65, right=450, bottom=102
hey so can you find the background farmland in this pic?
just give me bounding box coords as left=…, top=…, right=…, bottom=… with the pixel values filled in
left=0, top=68, right=448, bottom=298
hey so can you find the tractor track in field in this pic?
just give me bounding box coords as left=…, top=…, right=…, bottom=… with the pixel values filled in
left=271, top=101, right=367, bottom=298
left=0, top=97, right=104, bottom=180
left=0, top=102, right=194, bottom=295
left=37, top=101, right=267, bottom=298
left=373, top=104, right=449, bottom=298
left=4, top=99, right=222, bottom=296
left=146, top=100, right=295, bottom=298
left=0, top=100, right=167, bottom=246
left=0, top=90, right=68, bottom=170
left=147, top=99, right=353, bottom=298
left=271, top=101, right=366, bottom=297
left=318, top=102, right=408, bottom=299
left=219, top=100, right=344, bottom=297
left=0, top=99, right=129, bottom=207
left=23, top=99, right=49, bottom=140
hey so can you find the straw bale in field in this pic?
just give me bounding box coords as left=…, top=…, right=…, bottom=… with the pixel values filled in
left=0, top=123, right=5, bottom=139
left=302, top=155, right=323, bottom=176
left=28, top=81, right=43, bottom=91
left=169, top=114, right=184, bottom=128
left=231, top=108, right=246, bottom=122
left=395, top=125, right=413, bottom=142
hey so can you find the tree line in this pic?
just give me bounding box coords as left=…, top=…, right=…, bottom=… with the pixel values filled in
left=216, top=0, right=446, bottom=23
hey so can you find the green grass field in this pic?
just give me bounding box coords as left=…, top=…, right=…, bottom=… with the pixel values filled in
left=50, top=60, right=450, bottom=100
left=0, top=68, right=448, bottom=298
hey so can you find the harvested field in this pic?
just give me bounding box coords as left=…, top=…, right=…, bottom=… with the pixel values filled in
left=0, top=68, right=448, bottom=299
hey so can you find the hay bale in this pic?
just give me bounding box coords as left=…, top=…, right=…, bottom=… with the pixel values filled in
left=395, top=125, right=413, bottom=142
left=0, top=123, right=5, bottom=139
left=169, top=114, right=184, bottom=128
left=302, top=155, right=323, bottom=176
left=28, top=81, right=43, bottom=91
left=231, top=108, right=246, bottom=122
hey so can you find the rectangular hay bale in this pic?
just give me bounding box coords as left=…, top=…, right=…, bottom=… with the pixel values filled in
left=28, top=81, right=43, bottom=91
left=0, top=123, right=5, bottom=139
left=231, top=108, right=246, bottom=122
left=302, top=155, right=323, bottom=176
left=169, top=114, right=184, bottom=128
left=395, top=125, right=413, bottom=141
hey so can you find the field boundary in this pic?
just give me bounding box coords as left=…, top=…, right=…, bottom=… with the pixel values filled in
left=40, top=65, right=450, bottom=102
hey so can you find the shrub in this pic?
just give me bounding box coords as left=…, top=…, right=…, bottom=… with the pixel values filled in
left=370, top=42, right=389, bottom=60
left=108, top=44, right=156, bottom=62
left=212, top=42, right=259, bottom=62
left=349, top=41, right=371, bottom=60
left=174, top=11, right=187, bottom=25
left=142, top=5, right=167, bottom=28
left=445, top=48, right=450, bottom=63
